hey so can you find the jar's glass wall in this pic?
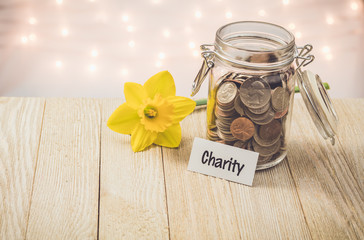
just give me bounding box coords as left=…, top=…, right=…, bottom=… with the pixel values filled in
left=206, top=21, right=296, bottom=170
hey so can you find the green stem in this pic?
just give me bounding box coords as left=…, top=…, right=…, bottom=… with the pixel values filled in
left=195, top=82, right=330, bottom=106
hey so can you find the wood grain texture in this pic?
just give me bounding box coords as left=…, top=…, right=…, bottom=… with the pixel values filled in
left=26, top=98, right=101, bottom=240
left=230, top=160, right=312, bottom=240
left=98, top=99, right=169, bottom=240
left=287, top=98, right=364, bottom=240
left=162, top=108, right=241, bottom=240
left=333, top=99, right=364, bottom=191
left=0, top=98, right=45, bottom=240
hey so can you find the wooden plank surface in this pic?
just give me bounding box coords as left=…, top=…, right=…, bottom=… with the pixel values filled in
left=0, top=98, right=45, bottom=240
left=287, top=98, right=364, bottom=239
left=1, top=98, right=364, bottom=239
left=25, top=99, right=101, bottom=239
left=230, top=160, right=312, bottom=239
left=162, top=108, right=241, bottom=239
left=98, top=99, right=169, bottom=239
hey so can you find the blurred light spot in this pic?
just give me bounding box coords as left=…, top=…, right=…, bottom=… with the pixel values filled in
left=258, top=9, right=266, bottom=17
left=158, top=52, right=165, bottom=59
left=225, top=11, right=232, bottom=19
left=326, top=16, right=334, bottom=25
left=325, top=53, right=333, bottom=61
left=91, top=49, right=99, bottom=57
left=282, top=0, right=289, bottom=5
left=127, top=25, right=134, bottom=32
left=56, top=0, right=63, bottom=5
left=151, top=0, right=161, bottom=4
left=295, top=31, right=302, bottom=39
left=189, top=41, right=196, bottom=49
left=288, top=23, right=296, bottom=30
left=128, top=40, right=135, bottom=48
left=56, top=61, right=63, bottom=68
left=29, top=17, right=37, bottom=25
left=155, top=61, right=162, bottom=68
left=121, top=68, right=129, bottom=76
left=195, top=10, right=202, bottom=18
left=61, top=28, right=69, bottom=37
left=351, top=2, right=359, bottom=10
left=193, top=50, right=199, bottom=57
left=89, top=64, right=96, bottom=72
left=163, top=29, right=170, bottom=38
left=322, top=46, right=331, bottom=53
left=122, top=14, right=129, bottom=22
left=21, top=36, right=28, bottom=44
left=29, top=34, right=36, bottom=41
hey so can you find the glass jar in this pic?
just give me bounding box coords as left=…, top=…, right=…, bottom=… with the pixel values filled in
left=192, top=21, right=338, bottom=170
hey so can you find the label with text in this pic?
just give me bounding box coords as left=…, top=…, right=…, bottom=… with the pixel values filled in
left=187, top=137, right=259, bottom=186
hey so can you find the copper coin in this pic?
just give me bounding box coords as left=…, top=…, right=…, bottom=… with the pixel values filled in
left=274, top=107, right=288, bottom=119
left=230, top=117, right=255, bottom=141
left=259, top=120, right=282, bottom=142
left=271, top=87, right=290, bottom=112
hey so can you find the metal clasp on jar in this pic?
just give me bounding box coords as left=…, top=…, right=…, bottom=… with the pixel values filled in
left=191, top=43, right=315, bottom=97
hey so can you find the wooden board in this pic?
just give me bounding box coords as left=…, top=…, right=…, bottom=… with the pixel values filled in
left=162, top=108, right=242, bottom=239
left=287, top=98, right=364, bottom=239
left=0, top=98, right=45, bottom=240
left=230, top=160, right=312, bottom=239
left=25, top=98, right=101, bottom=239
left=98, top=99, right=169, bottom=239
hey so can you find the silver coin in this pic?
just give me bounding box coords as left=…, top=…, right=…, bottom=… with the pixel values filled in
left=271, top=87, right=290, bottom=112
left=248, top=102, right=270, bottom=114
left=253, top=128, right=281, bottom=147
left=239, top=77, right=271, bottom=109
left=252, top=138, right=281, bottom=157
left=244, top=105, right=275, bottom=125
left=258, top=154, right=272, bottom=164
left=234, top=96, right=245, bottom=116
left=217, top=82, right=238, bottom=105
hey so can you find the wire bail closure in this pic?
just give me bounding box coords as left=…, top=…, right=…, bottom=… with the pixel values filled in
left=191, top=44, right=215, bottom=97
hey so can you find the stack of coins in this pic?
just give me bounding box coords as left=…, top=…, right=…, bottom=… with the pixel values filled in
left=207, top=66, right=295, bottom=165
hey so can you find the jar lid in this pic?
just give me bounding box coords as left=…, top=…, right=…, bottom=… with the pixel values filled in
left=295, top=70, right=338, bottom=144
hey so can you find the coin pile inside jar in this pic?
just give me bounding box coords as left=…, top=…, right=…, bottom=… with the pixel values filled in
left=208, top=67, right=295, bottom=165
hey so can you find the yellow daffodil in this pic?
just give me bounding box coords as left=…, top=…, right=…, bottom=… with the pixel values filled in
left=107, top=71, right=196, bottom=152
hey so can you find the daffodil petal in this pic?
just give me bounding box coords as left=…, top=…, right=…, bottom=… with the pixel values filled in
left=154, top=124, right=181, bottom=148
left=166, top=96, right=196, bottom=124
left=107, top=103, right=139, bottom=134
left=144, top=71, right=176, bottom=98
left=131, top=123, right=158, bottom=152
left=124, top=82, right=148, bottom=109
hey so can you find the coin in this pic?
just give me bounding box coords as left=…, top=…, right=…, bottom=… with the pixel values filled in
left=230, top=117, right=255, bottom=141
left=248, top=102, right=270, bottom=114
left=217, top=82, right=238, bottom=106
left=253, top=127, right=281, bottom=147
left=274, top=107, right=288, bottom=119
left=252, top=138, right=281, bottom=157
left=234, top=96, right=245, bottom=116
left=244, top=105, right=275, bottom=125
left=258, top=154, right=272, bottom=164
left=259, top=120, right=282, bottom=142
left=271, top=87, right=290, bottom=112
left=239, top=77, right=271, bottom=109
left=233, top=140, right=248, bottom=149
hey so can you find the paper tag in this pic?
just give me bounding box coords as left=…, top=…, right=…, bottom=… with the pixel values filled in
left=187, top=137, right=259, bottom=186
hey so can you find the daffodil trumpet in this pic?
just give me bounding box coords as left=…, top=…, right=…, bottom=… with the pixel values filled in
left=107, top=71, right=196, bottom=152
